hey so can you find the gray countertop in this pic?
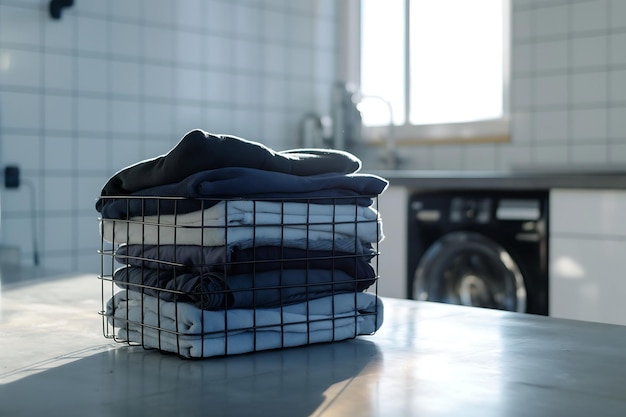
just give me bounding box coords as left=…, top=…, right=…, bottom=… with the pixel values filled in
left=2, top=271, right=626, bottom=416
left=372, top=168, right=626, bottom=190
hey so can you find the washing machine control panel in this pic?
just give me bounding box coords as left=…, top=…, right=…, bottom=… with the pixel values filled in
left=411, top=195, right=544, bottom=224
left=495, top=199, right=541, bottom=221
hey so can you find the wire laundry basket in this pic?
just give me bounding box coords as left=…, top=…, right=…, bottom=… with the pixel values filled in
left=98, top=195, right=383, bottom=358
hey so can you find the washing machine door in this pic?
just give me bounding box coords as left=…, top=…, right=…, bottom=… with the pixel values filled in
left=413, top=231, right=527, bottom=312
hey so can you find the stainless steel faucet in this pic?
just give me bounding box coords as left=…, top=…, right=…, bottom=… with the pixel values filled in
left=298, top=83, right=401, bottom=170
left=297, top=112, right=325, bottom=148
left=357, top=94, right=399, bottom=169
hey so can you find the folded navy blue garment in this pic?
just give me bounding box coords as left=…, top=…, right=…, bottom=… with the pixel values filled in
left=115, top=244, right=376, bottom=279
left=96, top=129, right=362, bottom=210
left=113, top=266, right=374, bottom=310
left=98, top=167, right=388, bottom=218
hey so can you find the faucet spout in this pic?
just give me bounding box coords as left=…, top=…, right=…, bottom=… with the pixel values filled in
left=298, top=113, right=325, bottom=148
left=358, top=94, right=399, bottom=169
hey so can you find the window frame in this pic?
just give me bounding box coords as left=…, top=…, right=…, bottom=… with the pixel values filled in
left=338, top=0, right=511, bottom=146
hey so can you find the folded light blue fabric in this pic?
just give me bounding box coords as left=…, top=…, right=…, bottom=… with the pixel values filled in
left=100, top=200, right=383, bottom=253
left=106, top=290, right=383, bottom=358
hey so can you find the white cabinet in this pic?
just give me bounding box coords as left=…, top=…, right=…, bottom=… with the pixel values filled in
left=550, top=189, right=626, bottom=325
left=377, top=186, right=409, bottom=298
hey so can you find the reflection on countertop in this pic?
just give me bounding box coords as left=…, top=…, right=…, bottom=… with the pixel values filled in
left=0, top=264, right=73, bottom=288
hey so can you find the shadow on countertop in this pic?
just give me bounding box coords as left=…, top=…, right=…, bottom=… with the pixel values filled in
left=0, top=339, right=382, bottom=417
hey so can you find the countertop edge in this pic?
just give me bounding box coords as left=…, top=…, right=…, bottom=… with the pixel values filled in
left=370, top=169, right=626, bottom=190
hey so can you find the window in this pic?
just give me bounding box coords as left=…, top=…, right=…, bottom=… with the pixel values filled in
left=353, top=0, right=510, bottom=144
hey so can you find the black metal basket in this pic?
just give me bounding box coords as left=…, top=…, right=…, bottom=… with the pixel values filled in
left=98, top=195, right=382, bottom=358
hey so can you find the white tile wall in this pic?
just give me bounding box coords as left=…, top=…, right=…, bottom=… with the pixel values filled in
left=533, top=75, right=569, bottom=108
left=569, top=143, right=608, bottom=164
left=570, top=108, right=608, bottom=141
left=610, top=69, right=626, bottom=101
left=496, top=144, right=533, bottom=169
left=0, top=0, right=338, bottom=272
left=512, top=78, right=532, bottom=109
left=572, top=0, right=607, bottom=33
left=532, top=144, right=568, bottom=165
left=510, top=0, right=618, bottom=169
left=533, top=110, right=567, bottom=142
left=608, top=143, right=626, bottom=163
left=571, top=71, right=607, bottom=105
left=463, top=144, right=498, bottom=171
left=609, top=106, right=626, bottom=138
left=0, top=5, right=40, bottom=45
left=609, top=33, right=626, bottom=65
left=572, top=35, right=607, bottom=68
left=534, top=39, right=569, bottom=72
left=534, top=4, right=569, bottom=37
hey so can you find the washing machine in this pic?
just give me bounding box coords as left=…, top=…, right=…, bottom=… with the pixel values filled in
left=407, top=190, right=549, bottom=315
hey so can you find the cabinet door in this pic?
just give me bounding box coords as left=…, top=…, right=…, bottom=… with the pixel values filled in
left=550, top=189, right=626, bottom=325
left=377, top=186, right=408, bottom=298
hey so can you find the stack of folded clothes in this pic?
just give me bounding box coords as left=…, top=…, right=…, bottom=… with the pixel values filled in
left=96, top=129, right=387, bottom=358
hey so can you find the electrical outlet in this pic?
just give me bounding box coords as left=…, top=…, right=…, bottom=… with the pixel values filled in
left=4, top=165, right=20, bottom=189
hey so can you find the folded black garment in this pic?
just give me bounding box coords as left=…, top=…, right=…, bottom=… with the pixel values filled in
left=97, top=129, right=362, bottom=208
left=115, top=244, right=376, bottom=279
left=113, top=266, right=375, bottom=310
left=97, top=166, right=387, bottom=218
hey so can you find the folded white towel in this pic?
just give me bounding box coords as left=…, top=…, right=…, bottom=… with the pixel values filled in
left=101, top=200, right=383, bottom=247
left=106, top=290, right=383, bottom=358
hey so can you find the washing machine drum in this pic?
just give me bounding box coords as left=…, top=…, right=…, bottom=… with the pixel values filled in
left=413, top=231, right=527, bottom=312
